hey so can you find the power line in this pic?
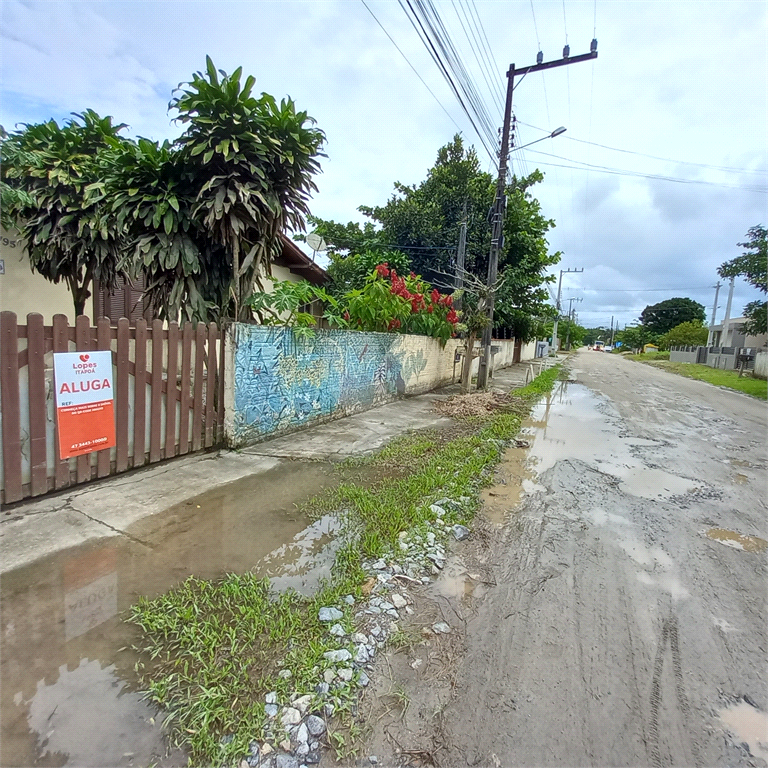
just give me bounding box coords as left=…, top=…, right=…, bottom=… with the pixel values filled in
left=358, top=0, right=464, bottom=133
left=586, top=286, right=714, bottom=292
left=517, top=119, right=766, bottom=175
left=526, top=150, right=768, bottom=193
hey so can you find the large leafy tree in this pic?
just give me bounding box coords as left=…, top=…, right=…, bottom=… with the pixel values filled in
left=639, top=297, right=706, bottom=335
left=1, top=111, right=130, bottom=316
left=658, top=320, right=708, bottom=349
left=311, top=135, right=558, bottom=325
left=167, top=57, right=325, bottom=321
left=718, top=226, right=767, bottom=335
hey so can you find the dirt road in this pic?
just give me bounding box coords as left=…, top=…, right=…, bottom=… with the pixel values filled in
left=364, top=351, right=767, bottom=767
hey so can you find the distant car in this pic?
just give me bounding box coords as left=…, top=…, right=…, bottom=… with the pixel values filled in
left=593, top=341, right=605, bottom=351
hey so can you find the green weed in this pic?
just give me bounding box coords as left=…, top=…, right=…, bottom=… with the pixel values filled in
left=127, top=364, right=561, bottom=765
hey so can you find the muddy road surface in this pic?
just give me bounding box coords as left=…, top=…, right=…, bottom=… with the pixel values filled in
left=364, top=350, right=767, bottom=767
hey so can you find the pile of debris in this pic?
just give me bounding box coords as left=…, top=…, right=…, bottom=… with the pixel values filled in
left=433, top=391, right=520, bottom=418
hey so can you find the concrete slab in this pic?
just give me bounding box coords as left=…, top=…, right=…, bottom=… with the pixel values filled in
left=1, top=361, right=548, bottom=573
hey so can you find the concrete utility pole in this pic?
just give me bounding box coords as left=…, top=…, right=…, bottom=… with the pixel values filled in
left=551, top=268, right=584, bottom=352
left=454, top=202, right=468, bottom=304
left=610, top=315, right=615, bottom=347
left=564, top=297, right=582, bottom=350
left=721, top=276, right=735, bottom=347
left=708, top=280, right=721, bottom=345
left=477, top=43, right=598, bottom=388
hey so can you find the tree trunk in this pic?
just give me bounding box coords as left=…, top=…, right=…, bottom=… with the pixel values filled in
left=461, top=333, right=476, bottom=394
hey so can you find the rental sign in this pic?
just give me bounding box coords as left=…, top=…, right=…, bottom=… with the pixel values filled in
left=53, top=351, right=116, bottom=459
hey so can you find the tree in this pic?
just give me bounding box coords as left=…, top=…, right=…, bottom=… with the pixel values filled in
left=616, top=325, right=658, bottom=352
left=718, top=225, right=767, bottom=335
left=583, top=327, right=609, bottom=346
left=324, top=248, right=411, bottom=297
left=1, top=111, right=130, bottom=316
left=311, top=135, right=558, bottom=327
left=658, top=320, right=708, bottom=349
left=639, top=297, right=706, bottom=335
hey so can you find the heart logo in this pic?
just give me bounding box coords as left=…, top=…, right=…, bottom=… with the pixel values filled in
left=79, top=354, right=90, bottom=363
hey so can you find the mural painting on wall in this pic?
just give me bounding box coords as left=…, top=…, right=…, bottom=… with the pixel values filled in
left=233, top=327, right=428, bottom=443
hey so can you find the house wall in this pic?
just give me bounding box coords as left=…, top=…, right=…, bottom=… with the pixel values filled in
left=754, top=352, right=768, bottom=380
left=224, top=326, right=536, bottom=447
left=0, top=228, right=74, bottom=323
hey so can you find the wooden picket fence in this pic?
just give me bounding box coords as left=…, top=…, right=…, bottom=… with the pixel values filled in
left=0, top=312, right=225, bottom=504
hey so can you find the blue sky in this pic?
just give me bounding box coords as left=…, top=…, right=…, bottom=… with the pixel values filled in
left=2, top=0, right=766, bottom=328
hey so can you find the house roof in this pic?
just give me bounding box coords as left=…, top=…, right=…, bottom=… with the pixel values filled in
left=275, top=234, right=328, bottom=286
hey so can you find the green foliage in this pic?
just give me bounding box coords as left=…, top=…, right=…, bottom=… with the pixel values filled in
left=168, top=56, right=325, bottom=320
left=718, top=225, right=767, bottom=335
left=616, top=324, right=659, bottom=352
left=324, top=248, right=411, bottom=296
left=658, top=320, right=708, bottom=349
left=639, top=297, right=706, bottom=335
left=582, top=327, right=609, bottom=346
left=1, top=110, right=130, bottom=316
left=311, top=135, right=558, bottom=328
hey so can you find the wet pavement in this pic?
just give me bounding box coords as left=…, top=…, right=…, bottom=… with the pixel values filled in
left=0, top=461, right=359, bottom=767
left=363, top=350, right=768, bottom=768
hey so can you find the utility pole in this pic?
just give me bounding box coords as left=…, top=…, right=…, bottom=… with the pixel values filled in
left=477, top=42, right=597, bottom=388
left=610, top=315, right=615, bottom=347
left=454, top=202, right=468, bottom=306
left=708, top=280, right=721, bottom=345
left=721, top=276, right=735, bottom=347
left=564, top=297, right=582, bottom=350
left=551, top=268, right=584, bottom=352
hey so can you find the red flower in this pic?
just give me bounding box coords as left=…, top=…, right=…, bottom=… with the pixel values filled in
left=410, top=271, right=418, bottom=279
left=387, top=318, right=401, bottom=331
left=447, top=309, right=459, bottom=324
left=427, top=305, right=434, bottom=313
left=430, top=288, right=440, bottom=304
left=375, top=263, right=390, bottom=278
left=343, top=311, right=350, bottom=321
left=444, top=294, right=453, bottom=307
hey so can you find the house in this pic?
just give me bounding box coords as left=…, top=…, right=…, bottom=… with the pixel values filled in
left=707, top=317, right=767, bottom=349
left=0, top=228, right=326, bottom=324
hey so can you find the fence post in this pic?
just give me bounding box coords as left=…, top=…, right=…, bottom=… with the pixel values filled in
left=149, top=319, right=164, bottom=464
left=1, top=311, right=23, bottom=503
left=74, top=316, right=93, bottom=483
left=133, top=318, right=148, bottom=467
left=26, top=313, right=49, bottom=496
left=179, top=322, right=193, bottom=455
left=165, top=322, right=179, bottom=459
left=192, top=322, right=205, bottom=452
left=204, top=323, right=218, bottom=448
left=96, top=317, right=113, bottom=478
left=115, top=318, right=130, bottom=472
left=52, top=314, right=70, bottom=489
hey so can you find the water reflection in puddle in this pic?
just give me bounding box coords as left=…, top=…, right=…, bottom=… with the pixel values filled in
left=704, top=528, right=767, bottom=553
left=0, top=460, right=366, bottom=767
left=718, top=701, right=768, bottom=760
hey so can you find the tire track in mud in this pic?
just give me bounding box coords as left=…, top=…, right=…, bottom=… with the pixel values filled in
left=648, top=615, right=702, bottom=768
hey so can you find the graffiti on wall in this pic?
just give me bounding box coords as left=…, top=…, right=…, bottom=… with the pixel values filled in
left=232, top=326, right=429, bottom=443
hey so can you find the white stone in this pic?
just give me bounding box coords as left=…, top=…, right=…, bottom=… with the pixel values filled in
left=355, top=645, right=369, bottom=663
left=281, top=707, right=302, bottom=727
left=351, top=632, right=368, bottom=644
left=265, top=704, right=278, bottom=718
left=372, top=558, right=387, bottom=570
left=358, top=670, right=370, bottom=687
left=261, top=743, right=274, bottom=756
left=338, top=667, right=354, bottom=682
left=296, top=743, right=310, bottom=757
left=278, top=669, right=292, bottom=679
left=430, top=504, right=445, bottom=517
left=296, top=722, right=309, bottom=744
left=432, top=622, right=451, bottom=634
left=318, top=607, right=343, bottom=622
left=343, top=595, right=355, bottom=605
left=323, top=668, right=336, bottom=683
left=329, top=623, right=346, bottom=637
left=292, top=695, right=312, bottom=715
left=266, top=691, right=278, bottom=704
left=323, top=649, right=352, bottom=663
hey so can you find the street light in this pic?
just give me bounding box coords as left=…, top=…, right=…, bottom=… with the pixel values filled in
left=511, top=126, right=566, bottom=152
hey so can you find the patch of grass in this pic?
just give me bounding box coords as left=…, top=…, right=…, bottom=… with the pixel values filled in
left=628, top=358, right=767, bottom=399
left=127, top=364, right=561, bottom=765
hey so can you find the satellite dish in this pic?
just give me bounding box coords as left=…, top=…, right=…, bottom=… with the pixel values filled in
left=306, top=233, right=327, bottom=252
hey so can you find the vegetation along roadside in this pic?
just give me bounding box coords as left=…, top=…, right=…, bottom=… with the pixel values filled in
left=127, top=364, right=562, bottom=766
left=626, top=356, right=767, bottom=400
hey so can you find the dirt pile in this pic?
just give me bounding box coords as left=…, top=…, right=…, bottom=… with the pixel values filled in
left=433, top=391, right=522, bottom=418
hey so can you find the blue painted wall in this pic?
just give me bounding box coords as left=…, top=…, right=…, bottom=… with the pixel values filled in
left=230, top=325, right=433, bottom=446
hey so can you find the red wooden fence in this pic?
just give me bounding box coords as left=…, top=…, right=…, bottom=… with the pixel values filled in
left=0, top=312, right=225, bottom=504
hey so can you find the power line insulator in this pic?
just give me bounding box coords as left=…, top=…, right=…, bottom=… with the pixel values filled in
left=563, top=44, right=570, bottom=58
left=537, top=51, right=543, bottom=64
left=591, top=38, right=598, bottom=53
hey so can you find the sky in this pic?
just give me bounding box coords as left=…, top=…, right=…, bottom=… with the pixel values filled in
left=2, top=0, right=766, bottom=329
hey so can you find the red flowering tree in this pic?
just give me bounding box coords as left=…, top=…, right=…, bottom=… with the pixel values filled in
left=328, top=264, right=459, bottom=344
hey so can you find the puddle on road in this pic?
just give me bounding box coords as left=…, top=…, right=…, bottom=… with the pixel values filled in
left=0, top=459, right=366, bottom=767
left=431, top=556, right=488, bottom=602
left=704, top=528, right=767, bottom=553
left=718, top=701, right=768, bottom=760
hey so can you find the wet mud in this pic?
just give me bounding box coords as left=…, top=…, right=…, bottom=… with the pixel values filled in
left=360, top=351, right=768, bottom=767
left=0, top=460, right=367, bottom=767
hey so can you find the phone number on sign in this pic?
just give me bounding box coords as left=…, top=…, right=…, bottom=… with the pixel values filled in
left=71, top=437, right=110, bottom=450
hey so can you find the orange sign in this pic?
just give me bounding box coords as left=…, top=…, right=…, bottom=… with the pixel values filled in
left=53, top=351, right=116, bottom=459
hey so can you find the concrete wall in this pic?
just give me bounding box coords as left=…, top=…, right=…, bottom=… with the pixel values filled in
left=224, top=325, right=534, bottom=447
left=1, top=228, right=75, bottom=323
left=753, top=352, right=767, bottom=380
left=670, top=347, right=699, bottom=364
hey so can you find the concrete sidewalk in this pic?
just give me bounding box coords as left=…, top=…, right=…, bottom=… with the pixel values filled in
left=0, top=360, right=550, bottom=573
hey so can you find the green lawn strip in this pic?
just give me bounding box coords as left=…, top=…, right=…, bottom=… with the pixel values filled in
left=127, top=364, right=562, bottom=766
left=628, top=358, right=767, bottom=400
left=623, top=351, right=670, bottom=361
